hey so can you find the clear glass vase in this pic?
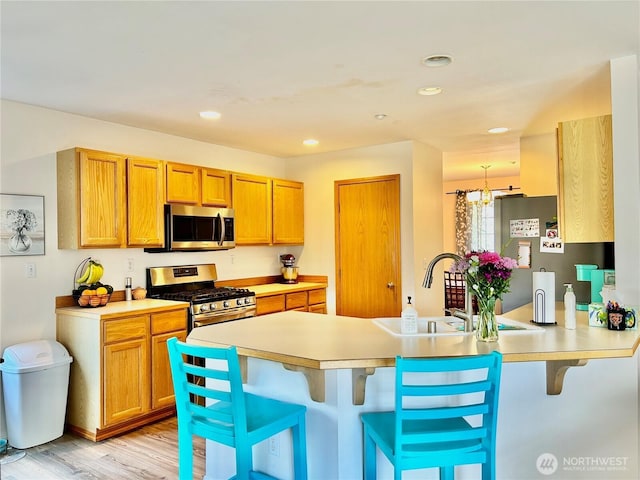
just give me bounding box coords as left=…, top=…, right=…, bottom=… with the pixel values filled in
left=475, top=295, right=499, bottom=342
left=8, top=231, right=32, bottom=253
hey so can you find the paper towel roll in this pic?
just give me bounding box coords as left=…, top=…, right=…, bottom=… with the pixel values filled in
left=533, top=271, right=556, bottom=324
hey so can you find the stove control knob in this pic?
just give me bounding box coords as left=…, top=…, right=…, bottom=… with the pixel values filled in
left=245, top=298, right=253, bottom=305
left=223, top=300, right=230, bottom=308
left=209, top=303, right=217, bottom=310
left=236, top=299, right=243, bottom=306
left=200, top=304, right=209, bottom=313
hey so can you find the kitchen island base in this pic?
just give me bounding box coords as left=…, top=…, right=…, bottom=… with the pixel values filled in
left=202, top=356, right=638, bottom=480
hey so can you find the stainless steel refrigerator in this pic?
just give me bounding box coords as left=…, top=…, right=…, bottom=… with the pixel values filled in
left=494, top=195, right=614, bottom=313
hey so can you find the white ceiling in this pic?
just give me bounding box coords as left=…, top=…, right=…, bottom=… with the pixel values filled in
left=1, top=1, right=638, bottom=181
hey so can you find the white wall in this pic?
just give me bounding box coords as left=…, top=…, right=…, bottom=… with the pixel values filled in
left=0, top=100, right=290, bottom=349
left=285, top=140, right=445, bottom=317
left=0, top=100, right=291, bottom=437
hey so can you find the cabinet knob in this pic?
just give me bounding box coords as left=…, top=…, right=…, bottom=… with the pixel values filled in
left=387, top=282, right=395, bottom=289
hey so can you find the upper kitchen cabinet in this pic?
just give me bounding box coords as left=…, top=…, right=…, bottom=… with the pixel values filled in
left=57, top=148, right=126, bottom=248
left=165, top=162, right=231, bottom=207
left=165, top=162, right=200, bottom=204
left=201, top=167, right=231, bottom=207
left=232, top=174, right=304, bottom=245
left=126, top=157, right=165, bottom=247
left=557, top=114, right=614, bottom=243
left=272, top=179, right=304, bottom=244
left=232, top=173, right=272, bottom=244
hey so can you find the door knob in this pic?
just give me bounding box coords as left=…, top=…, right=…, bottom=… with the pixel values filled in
left=387, top=282, right=395, bottom=288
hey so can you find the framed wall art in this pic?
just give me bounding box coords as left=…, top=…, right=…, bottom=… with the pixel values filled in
left=0, top=194, right=45, bottom=256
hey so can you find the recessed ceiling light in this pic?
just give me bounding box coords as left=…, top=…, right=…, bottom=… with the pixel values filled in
left=422, top=54, right=453, bottom=67
left=488, top=127, right=509, bottom=134
left=417, top=86, right=443, bottom=96
left=199, top=111, right=221, bottom=120
left=303, top=139, right=319, bottom=146
left=374, top=113, right=387, bottom=120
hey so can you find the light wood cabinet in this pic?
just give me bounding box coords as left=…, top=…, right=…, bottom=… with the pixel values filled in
left=103, top=315, right=149, bottom=425
left=56, top=304, right=187, bottom=441
left=166, top=162, right=231, bottom=207
left=232, top=173, right=273, bottom=244
left=150, top=310, right=188, bottom=409
left=557, top=114, right=614, bottom=243
left=255, top=287, right=327, bottom=315
left=308, top=288, right=327, bottom=314
left=57, top=148, right=126, bottom=248
left=201, top=167, right=232, bottom=207
left=232, top=174, right=304, bottom=245
left=127, top=157, right=165, bottom=247
left=273, top=179, right=304, bottom=244
left=166, top=162, right=200, bottom=204
left=57, top=148, right=165, bottom=249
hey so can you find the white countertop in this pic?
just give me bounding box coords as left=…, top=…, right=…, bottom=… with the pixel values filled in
left=187, top=302, right=640, bottom=369
left=56, top=298, right=189, bottom=319
left=244, top=281, right=327, bottom=296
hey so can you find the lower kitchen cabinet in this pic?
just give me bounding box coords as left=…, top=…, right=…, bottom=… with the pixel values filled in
left=255, top=286, right=327, bottom=315
left=151, top=311, right=188, bottom=409
left=56, top=303, right=187, bottom=441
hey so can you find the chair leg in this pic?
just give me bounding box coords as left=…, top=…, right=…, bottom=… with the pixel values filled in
left=235, top=444, right=253, bottom=480
left=440, top=465, right=455, bottom=480
left=177, top=428, right=194, bottom=480
left=291, top=417, right=308, bottom=480
left=363, top=428, right=377, bottom=480
left=482, top=460, right=495, bottom=480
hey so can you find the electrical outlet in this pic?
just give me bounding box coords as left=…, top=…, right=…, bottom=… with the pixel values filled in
left=24, top=263, right=36, bottom=278
left=126, top=258, right=134, bottom=272
left=268, top=436, right=280, bottom=457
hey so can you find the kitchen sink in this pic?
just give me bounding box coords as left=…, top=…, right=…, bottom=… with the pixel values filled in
left=373, top=316, right=544, bottom=337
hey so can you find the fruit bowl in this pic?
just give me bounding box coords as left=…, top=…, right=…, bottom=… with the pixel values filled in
left=73, top=292, right=111, bottom=308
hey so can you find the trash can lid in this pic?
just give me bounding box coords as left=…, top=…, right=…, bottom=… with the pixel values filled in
left=0, top=340, right=73, bottom=374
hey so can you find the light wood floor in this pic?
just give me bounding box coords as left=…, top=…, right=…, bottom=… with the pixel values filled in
left=0, top=417, right=205, bottom=479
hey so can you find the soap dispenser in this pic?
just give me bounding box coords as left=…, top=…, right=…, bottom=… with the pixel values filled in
left=564, top=283, right=576, bottom=330
left=401, top=296, right=418, bottom=334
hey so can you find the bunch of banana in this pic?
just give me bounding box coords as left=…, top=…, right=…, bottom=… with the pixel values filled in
left=77, top=259, right=104, bottom=285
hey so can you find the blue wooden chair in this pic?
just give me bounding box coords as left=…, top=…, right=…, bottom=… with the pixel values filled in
left=360, top=352, right=502, bottom=480
left=167, top=337, right=308, bottom=480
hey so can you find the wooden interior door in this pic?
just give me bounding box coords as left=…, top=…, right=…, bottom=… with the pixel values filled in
left=335, top=174, right=401, bottom=317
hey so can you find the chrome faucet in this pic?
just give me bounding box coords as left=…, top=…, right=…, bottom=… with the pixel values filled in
left=422, top=252, right=474, bottom=332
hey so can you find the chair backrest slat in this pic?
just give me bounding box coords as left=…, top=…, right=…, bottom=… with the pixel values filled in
left=167, top=337, right=248, bottom=444
left=394, top=352, right=502, bottom=457
left=402, top=379, right=493, bottom=397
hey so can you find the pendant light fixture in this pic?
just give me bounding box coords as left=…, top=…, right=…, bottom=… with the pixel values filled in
left=481, top=165, right=492, bottom=205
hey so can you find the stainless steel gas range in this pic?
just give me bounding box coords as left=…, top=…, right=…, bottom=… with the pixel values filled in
left=146, top=263, right=256, bottom=331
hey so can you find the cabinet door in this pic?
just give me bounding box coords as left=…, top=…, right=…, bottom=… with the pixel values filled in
left=78, top=149, right=126, bottom=247
left=103, top=337, right=149, bottom=426
left=201, top=167, right=231, bottom=207
left=256, top=294, right=285, bottom=315
left=127, top=157, right=165, bottom=247
left=558, top=115, right=614, bottom=242
left=151, top=330, right=186, bottom=409
left=232, top=174, right=272, bottom=244
left=166, top=162, right=200, bottom=204
left=286, top=291, right=308, bottom=310
left=273, top=179, right=304, bottom=244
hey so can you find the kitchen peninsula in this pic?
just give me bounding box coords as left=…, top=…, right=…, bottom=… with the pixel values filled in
left=188, top=305, right=640, bottom=480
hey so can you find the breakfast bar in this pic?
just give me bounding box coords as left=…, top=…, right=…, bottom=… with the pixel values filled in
left=188, top=305, right=640, bottom=480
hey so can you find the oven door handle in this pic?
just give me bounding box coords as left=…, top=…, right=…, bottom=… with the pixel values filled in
left=192, top=307, right=256, bottom=328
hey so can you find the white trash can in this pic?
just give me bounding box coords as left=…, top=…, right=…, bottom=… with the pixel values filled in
left=0, top=340, right=73, bottom=449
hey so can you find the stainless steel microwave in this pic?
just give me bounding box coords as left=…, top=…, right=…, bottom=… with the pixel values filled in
left=145, top=205, right=235, bottom=252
